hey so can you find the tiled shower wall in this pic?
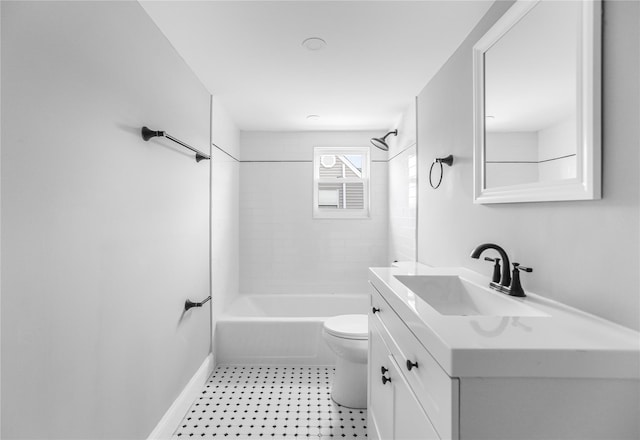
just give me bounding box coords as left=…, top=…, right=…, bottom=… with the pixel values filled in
left=387, top=145, right=417, bottom=263
left=210, top=97, right=241, bottom=314
left=239, top=131, right=389, bottom=295
left=387, top=103, right=418, bottom=263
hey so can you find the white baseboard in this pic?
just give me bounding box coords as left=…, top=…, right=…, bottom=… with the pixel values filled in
left=148, top=353, right=214, bottom=439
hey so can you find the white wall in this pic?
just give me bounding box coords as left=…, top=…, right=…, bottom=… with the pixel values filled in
left=0, top=2, right=3, bottom=435
left=1, top=2, right=211, bottom=438
left=417, top=0, right=639, bottom=330
left=485, top=131, right=539, bottom=187
left=239, top=131, right=388, bottom=295
left=212, top=96, right=241, bottom=161
left=538, top=117, right=577, bottom=181
left=485, top=132, right=539, bottom=162
left=538, top=116, right=576, bottom=161
left=485, top=119, right=577, bottom=187
left=387, top=103, right=417, bottom=263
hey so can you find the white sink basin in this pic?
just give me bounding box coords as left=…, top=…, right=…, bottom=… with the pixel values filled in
left=394, top=275, right=546, bottom=317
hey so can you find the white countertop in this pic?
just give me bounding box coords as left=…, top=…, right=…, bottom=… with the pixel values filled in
left=369, top=263, right=640, bottom=379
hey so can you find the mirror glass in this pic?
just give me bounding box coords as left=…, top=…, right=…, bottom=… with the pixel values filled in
left=484, top=1, right=578, bottom=189
left=473, top=0, right=601, bottom=204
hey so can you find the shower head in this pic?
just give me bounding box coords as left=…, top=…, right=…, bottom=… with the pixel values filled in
left=370, top=130, right=398, bottom=151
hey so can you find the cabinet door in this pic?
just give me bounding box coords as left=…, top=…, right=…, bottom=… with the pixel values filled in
left=389, top=356, right=440, bottom=440
left=369, top=322, right=394, bottom=440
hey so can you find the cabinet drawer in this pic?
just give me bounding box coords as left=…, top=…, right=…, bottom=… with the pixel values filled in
left=369, top=317, right=395, bottom=440
left=371, top=286, right=459, bottom=440
left=370, top=317, right=441, bottom=440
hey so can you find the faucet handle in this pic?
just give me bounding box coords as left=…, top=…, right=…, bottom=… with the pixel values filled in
left=512, top=262, right=533, bottom=273
left=484, top=257, right=502, bottom=283
left=509, top=263, right=532, bottom=297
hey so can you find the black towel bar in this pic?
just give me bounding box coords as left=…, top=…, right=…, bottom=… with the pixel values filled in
left=185, top=296, right=211, bottom=311
left=141, top=126, right=210, bottom=162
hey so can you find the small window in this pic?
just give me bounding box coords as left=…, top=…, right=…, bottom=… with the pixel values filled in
left=313, top=147, right=370, bottom=218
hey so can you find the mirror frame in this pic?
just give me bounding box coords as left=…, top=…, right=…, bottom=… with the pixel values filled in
left=473, top=0, right=601, bottom=204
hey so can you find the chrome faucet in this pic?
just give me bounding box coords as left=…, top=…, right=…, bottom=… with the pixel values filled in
left=470, top=243, right=532, bottom=297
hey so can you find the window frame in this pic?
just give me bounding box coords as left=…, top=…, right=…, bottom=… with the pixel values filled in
left=312, top=146, right=371, bottom=219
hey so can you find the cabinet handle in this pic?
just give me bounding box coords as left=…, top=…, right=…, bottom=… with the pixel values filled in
left=380, top=366, right=388, bottom=375
left=381, top=375, right=391, bottom=385
left=406, top=360, right=419, bottom=371
left=372, top=307, right=380, bottom=314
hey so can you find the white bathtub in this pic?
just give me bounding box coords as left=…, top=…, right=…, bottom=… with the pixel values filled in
left=215, top=293, right=370, bottom=366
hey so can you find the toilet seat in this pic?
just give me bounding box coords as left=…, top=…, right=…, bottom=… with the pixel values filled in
left=323, top=314, right=368, bottom=340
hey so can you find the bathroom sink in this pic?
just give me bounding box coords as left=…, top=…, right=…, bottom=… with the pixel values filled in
left=394, top=275, right=546, bottom=317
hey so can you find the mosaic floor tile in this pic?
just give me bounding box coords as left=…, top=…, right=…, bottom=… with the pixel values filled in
left=173, top=366, right=367, bottom=439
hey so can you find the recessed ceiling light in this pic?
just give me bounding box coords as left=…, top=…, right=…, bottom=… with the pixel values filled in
left=306, top=114, right=321, bottom=121
left=302, top=37, right=327, bottom=51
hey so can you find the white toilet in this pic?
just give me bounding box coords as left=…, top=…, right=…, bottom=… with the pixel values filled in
left=322, top=314, right=368, bottom=408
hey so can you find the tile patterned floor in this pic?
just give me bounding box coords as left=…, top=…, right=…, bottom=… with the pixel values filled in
left=173, top=366, right=367, bottom=439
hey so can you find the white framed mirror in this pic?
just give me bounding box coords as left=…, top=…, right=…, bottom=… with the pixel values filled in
left=473, top=0, right=601, bottom=204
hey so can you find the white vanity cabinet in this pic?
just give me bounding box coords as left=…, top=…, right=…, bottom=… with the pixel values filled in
left=368, top=286, right=459, bottom=440
left=368, top=267, right=640, bottom=440
left=369, top=317, right=441, bottom=440
left=368, top=319, right=394, bottom=440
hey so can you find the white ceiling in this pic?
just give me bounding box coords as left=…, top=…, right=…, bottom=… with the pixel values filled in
left=140, top=1, right=493, bottom=132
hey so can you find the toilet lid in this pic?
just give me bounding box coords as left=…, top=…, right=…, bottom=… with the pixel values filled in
left=324, top=314, right=368, bottom=340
